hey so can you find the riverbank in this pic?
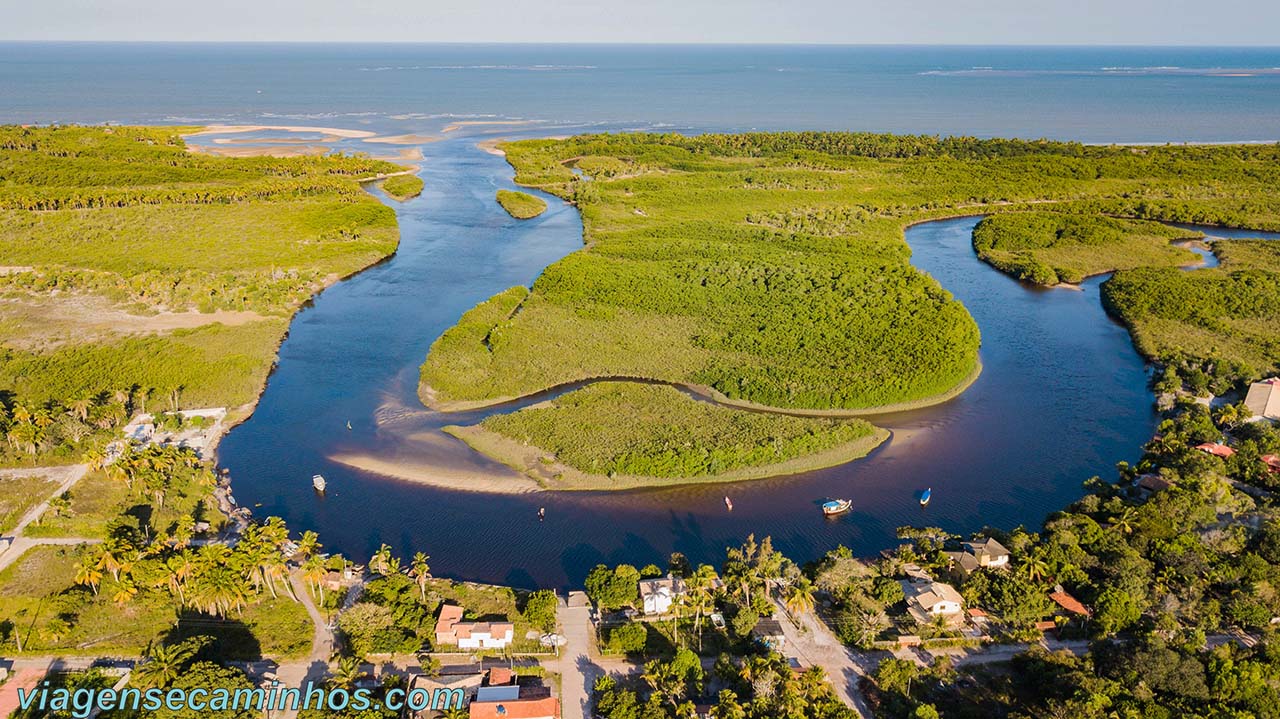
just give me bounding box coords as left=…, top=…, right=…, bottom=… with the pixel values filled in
left=439, top=422, right=891, bottom=492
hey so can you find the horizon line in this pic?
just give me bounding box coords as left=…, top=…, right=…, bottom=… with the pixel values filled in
left=3, top=40, right=1280, bottom=49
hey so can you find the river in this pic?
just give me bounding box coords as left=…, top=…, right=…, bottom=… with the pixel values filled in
left=211, top=129, right=1280, bottom=589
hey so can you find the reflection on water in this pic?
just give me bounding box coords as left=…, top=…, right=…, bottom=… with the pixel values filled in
left=217, top=131, right=1280, bottom=589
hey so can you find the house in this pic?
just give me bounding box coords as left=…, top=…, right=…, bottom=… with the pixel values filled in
left=905, top=581, right=965, bottom=626
left=406, top=667, right=485, bottom=718
left=1262, top=455, right=1280, bottom=475
left=1245, top=378, right=1280, bottom=423
left=468, top=696, right=560, bottom=719
left=486, top=668, right=515, bottom=686
left=945, top=537, right=1011, bottom=576
left=900, top=563, right=932, bottom=584
left=1048, top=586, right=1091, bottom=617
left=638, top=574, right=685, bottom=615
left=752, top=618, right=786, bottom=649
left=1195, top=442, right=1236, bottom=458
left=1136, top=474, right=1174, bottom=494
left=434, top=604, right=515, bottom=650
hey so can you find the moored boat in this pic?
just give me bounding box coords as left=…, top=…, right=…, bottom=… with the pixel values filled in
left=920, top=488, right=932, bottom=506
left=724, top=496, right=734, bottom=511
left=312, top=474, right=327, bottom=492
left=822, top=499, right=853, bottom=516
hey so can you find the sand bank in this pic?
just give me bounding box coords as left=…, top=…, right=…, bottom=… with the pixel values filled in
left=328, top=451, right=543, bottom=494
left=442, top=120, right=534, bottom=133
left=190, top=144, right=331, bottom=158
left=183, top=124, right=377, bottom=139
left=363, top=133, right=439, bottom=145
left=214, top=135, right=342, bottom=145
left=441, top=423, right=891, bottom=492
left=477, top=138, right=507, bottom=156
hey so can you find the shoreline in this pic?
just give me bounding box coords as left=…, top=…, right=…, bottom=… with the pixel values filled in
left=418, top=361, right=983, bottom=419
left=435, top=423, right=892, bottom=493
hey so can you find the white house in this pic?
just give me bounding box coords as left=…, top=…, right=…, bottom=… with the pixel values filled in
left=905, top=581, right=965, bottom=625
left=639, top=575, right=685, bottom=615
left=434, top=604, right=515, bottom=650
left=1246, top=378, right=1280, bottom=423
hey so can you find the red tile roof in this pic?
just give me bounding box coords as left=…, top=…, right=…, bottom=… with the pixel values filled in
left=1195, top=442, right=1236, bottom=458
left=487, top=667, right=515, bottom=686
left=1262, top=455, right=1280, bottom=473
left=469, top=697, right=560, bottom=719
left=1049, top=590, right=1091, bottom=616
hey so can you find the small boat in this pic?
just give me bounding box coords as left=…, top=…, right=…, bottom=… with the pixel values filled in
left=312, top=474, right=327, bottom=492
left=538, top=507, right=546, bottom=521
left=346, top=420, right=352, bottom=431
left=724, top=496, right=734, bottom=511
left=822, top=499, right=853, bottom=516
left=920, top=488, right=932, bottom=506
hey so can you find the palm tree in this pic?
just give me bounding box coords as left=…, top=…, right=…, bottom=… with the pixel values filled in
left=74, top=561, right=103, bottom=595
left=133, top=641, right=199, bottom=688
left=296, top=531, right=321, bottom=560
left=683, top=565, right=718, bottom=652
left=370, top=543, right=394, bottom=576
left=111, top=578, right=138, bottom=606
left=302, top=556, right=327, bottom=602
left=329, top=656, right=364, bottom=689
left=68, top=396, right=95, bottom=422
left=1112, top=506, right=1138, bottom=535
left=1020, top=552, right=1051, bottom=584
left=97, top=546, right=124, bottom=582
left=410, top=552, right=432, bottom=601
left=783, top=579, right=816, bottom=619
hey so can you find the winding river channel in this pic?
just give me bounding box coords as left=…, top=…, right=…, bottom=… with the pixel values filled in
left=217, top=132, right=1278, bottom=588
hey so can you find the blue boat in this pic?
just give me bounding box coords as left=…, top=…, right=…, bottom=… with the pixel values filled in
left=920, top=488, right=932, bottom=506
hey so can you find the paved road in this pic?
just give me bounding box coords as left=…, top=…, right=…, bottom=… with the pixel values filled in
left=545, top=591, right=599, bottom=719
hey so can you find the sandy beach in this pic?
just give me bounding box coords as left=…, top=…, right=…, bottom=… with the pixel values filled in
left=183, top=124, right=378, bottom=139
left=477, top=138, right=507, bottom=156
left=328, top=451, right=543, bottom=494
left=363, top=133, right=439, bottom=145
left=442, top=120, right=535, bottom=133
left=190, top=144, right=332, bottom=158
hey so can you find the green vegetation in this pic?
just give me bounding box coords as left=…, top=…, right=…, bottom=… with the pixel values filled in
left=449, top=382, right=885, bottom=489
left=972, top=211, right=1200, bottom=285
left=379, top=173, right=423, bottom=201
left=0, top=472, right=54, bottom=531
left=495, top=188, right=547, bottom=218
left=0, top=125, right=404, bottom=465
left=1103, top=238, right=1280, bottom=383
left=421, top=132, right=1280, bottom=485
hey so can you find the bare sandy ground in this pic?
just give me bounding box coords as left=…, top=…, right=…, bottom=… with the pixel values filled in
left=0, top=295, right=267, bottom=349
left=190, top=144, right=332, bottom=158
left=442, top=120, right=535, bottom=133
left=363, top=133, right=439, bottom=145
left=329, top=451, right=542, bottom=494
left=183, top=124, right=378, bottom=139
left=477, top=138, right=507, bottom=156
left=214, top=135, right=342, bottom=144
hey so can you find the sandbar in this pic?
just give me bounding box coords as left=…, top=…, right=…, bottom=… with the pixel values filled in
left=363, top=133, right=440, bottom=145
left=183, top=124, right=378, bottom=139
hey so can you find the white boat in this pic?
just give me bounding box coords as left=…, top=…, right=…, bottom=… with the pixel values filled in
left=724, top=496, right=734, bottom=511
left=920, top=488, right=932, bottom=506
left=822, top=499, right=852, bottom=516
left=312, top=474, right=327, bottom=492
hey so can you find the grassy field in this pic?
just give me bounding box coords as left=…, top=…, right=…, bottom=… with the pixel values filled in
left=446, top=382, right=888, bottom=489
left=380, top=174, right=424, bottom=201
left=972, top=211, right=1202, bottom=285
left=0, top=125, right=405, bottom=463
left=24, top=464, right=224, bottom=540
left=496, top=189, right=548, bottom=219
left=1102, top=238, right=1280, bottom=379
left=0, top=473, right=54, bottom=532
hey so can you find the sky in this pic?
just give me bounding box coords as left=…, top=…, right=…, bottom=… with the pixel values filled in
left=5, top=0, right=1280, bottom=45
